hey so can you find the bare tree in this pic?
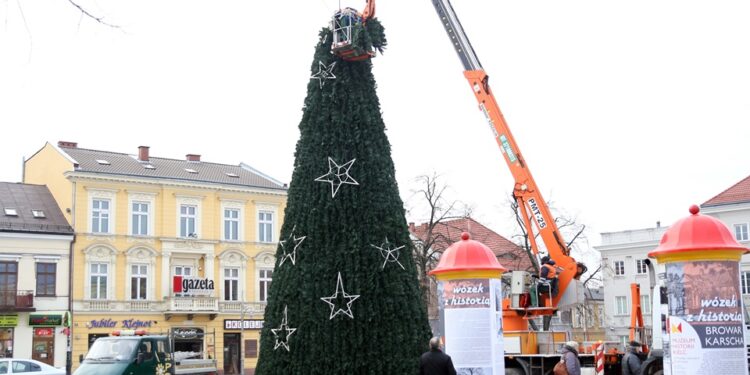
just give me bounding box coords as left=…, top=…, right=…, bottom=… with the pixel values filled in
left=406, top=173, right=472, bottom=314
left=67, top=0, right=121, bottom=29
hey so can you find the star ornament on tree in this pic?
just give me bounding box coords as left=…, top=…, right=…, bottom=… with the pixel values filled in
left=314, top=157, right=359, bottom=198
left=370, top=238, right=406, bottom=270
left=271, top=306, right=297, bottom=352
left=278, top=226, right=306, bottom=267
left=320, top=272, right=360, bottom=320
left=310, top=61, right=336, bottom=89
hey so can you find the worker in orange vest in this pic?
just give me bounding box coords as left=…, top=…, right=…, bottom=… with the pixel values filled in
left=540, top=258, right=560, bottom=298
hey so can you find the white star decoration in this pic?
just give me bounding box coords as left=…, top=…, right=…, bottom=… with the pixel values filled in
left=310, top=61, right=336, bottom=89
left=314, top=157, right=359, bottom=198
left=278, top=226, right=306, bottom=267
left=370, top=238, right=406, bottom=270
left=320, top=272, right=360, bottom=320
left=271, top=306, right=297, bottom=352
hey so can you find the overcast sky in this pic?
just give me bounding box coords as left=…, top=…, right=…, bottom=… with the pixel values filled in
left=1, top=0, right=749, bottom=250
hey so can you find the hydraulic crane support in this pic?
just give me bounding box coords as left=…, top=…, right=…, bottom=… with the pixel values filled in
left=430, top=0, right=580, bottom=310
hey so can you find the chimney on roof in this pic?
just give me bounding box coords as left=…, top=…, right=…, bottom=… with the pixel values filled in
left=138, top=146, right=150, bottom=162
left=186, top=154, right=201, bottom=162
left=409, top=222, right=416, bottom=232
left=58, top=141, right=77, bottom=148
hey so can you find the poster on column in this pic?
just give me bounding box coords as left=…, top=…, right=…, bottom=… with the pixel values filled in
left=664, top=260, right=748, bottom=375
left=440, top=278, right=504, bottom=375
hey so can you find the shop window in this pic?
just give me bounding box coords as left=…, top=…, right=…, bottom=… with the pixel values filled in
left=36, top=263, right=56, bottom=297
left=0, top=328, right=13, bottom=358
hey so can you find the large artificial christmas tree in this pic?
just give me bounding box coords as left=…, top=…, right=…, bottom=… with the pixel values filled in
left=255, top=14, right=431, bottom=375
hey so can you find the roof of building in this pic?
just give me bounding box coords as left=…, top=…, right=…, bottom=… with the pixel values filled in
left=57, top=144, right=287, bottom=191
left=703, top=175, right=750, bottom=207
left=409, top=217, right=534, bottom=271
left=0, top=182, right=73, bottom=234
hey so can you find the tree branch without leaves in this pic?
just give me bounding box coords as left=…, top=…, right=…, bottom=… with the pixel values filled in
left=67, top=0, right=121, bottom=29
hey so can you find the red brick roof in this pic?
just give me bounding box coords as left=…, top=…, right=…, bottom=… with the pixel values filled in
left=703, top=175, right=750, bottom=207
left=409, top=217, right=534, bottom=271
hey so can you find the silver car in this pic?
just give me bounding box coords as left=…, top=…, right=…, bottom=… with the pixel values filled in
left=0, top=359, right=64, bottom=375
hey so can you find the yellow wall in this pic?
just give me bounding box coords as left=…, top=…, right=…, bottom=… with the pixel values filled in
left=25, top=144, right=287, bottom=372
left=23, top=142, right=75, bottom=224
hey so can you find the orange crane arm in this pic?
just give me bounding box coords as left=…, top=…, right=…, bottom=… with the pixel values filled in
left=430, top=0, right=580, bottom=309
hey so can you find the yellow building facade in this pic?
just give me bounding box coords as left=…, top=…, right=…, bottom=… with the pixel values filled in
left=25, top=142, right=287, bottom=374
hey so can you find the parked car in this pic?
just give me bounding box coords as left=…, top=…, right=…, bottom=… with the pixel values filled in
left=0, top=359, right=64, bottom=374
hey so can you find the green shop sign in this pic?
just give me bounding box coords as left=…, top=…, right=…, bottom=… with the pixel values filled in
left=29, top=314, right=63, bottom=326
left=0, top=315, right=18, bottom=327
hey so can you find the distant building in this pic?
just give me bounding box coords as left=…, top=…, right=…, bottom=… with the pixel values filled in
left=408, top=217, right=532, bottom=328
left=0, top=182, right=74, bottom=368
left=24, top=142, right=287, bottom=374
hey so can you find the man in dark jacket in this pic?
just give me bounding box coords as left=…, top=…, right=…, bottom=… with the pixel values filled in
left=419, top=337, right=457, bottom=375
left=622, top=341, right=643, bottom=375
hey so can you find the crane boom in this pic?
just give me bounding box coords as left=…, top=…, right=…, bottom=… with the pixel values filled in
left=430, top=0, right=581, bottom=313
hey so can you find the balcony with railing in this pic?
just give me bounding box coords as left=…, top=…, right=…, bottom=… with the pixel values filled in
left=0, top=290, right=35, bottom=311
left=219, top=301, right=267, bottom=315
left=165, top=296, right=218, bottom=312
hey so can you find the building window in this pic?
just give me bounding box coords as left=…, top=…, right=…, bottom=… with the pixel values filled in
left=90, top=263, right=108, bottom=300
left=224, top=268, right=239, bottom=301
left=635, top=259, right=647, bottom=275
left=224, top=209, right=240, bottom=241
left=91, top=199, right=110, bottom=233
left=614, top=260, right=625, bottom=276
left=259, top=211, right=273, bottom=242
left=641, top=294, right=651, bottom=314
left=742, top=272, right=750, bottom=295
left=0, top=262, right=18, bottom=306
left=131, top=265, right=148, bottom=300
left=615, top=296, right=628, bottom=315
left=259, top=270, right=272, bottom=302
left=35, top=263, right=56, bottom=297
left=132, top=202, right=149, bottom=236
left=174, top=266, right=193, bottom=297
left=735, top=223, right=749, bottom=241
left=180, top=205, right=197, bottom=238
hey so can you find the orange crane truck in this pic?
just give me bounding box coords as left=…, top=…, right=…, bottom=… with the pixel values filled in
left=428, top=0, right=607, bottom=373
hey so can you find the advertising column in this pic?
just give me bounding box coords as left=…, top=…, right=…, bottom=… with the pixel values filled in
left=430, top=232, right=507, bottom=375
left=649, top=205, right=749, bottom=375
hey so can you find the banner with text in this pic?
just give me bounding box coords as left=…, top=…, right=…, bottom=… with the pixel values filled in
left=440, top=278, right=504, bottom=375
left=664, top=260, right=748, bottom=375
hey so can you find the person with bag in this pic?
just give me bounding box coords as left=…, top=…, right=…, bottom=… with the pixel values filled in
left=554, top=340, right=581, bottom=375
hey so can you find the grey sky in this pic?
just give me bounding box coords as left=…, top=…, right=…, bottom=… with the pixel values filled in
left=1, top=0, right=748, bottom=249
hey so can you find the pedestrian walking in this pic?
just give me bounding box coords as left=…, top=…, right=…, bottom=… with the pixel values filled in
left=419, top=337, right=457, bottom=375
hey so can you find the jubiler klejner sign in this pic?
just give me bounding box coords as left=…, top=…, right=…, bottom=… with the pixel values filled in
left=173, top=276, right=215, bottom=296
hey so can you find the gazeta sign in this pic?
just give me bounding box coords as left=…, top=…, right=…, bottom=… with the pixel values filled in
left=173, top=276, right=215, bottom=296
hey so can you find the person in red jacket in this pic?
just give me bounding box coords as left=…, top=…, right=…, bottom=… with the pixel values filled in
left=419, top=337, right=457, bottom=375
